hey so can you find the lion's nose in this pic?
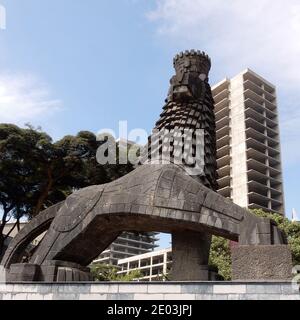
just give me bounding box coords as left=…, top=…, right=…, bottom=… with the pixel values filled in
left=172, top=85, right=193, bottom=100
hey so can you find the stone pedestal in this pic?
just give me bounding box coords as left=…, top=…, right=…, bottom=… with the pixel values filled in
left=171, top=231, right=212, bottom=281
left=6, top=261, right=92, bottom=282
left=6, top=264, right=39, bottom=282
left=39, top=261, right=92, bottom=282
left=232, top=245, right=293, bottom=280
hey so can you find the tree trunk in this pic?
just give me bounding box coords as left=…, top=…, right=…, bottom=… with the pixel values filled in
left=33, top=166, right=54, bottom=216
left=0, top=207, right=10, bottom=257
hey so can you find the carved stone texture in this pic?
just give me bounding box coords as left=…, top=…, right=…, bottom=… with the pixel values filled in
left=6, top=264, right=39, bottom=282
left=172, top=231, right=212, bottom=281
left=232, top=245, right=293, bottom=280
left=140, top=50, right=218, bottom=191
left=1, top=50, right=292, bottom=282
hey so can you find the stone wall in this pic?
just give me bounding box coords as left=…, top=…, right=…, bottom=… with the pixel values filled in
left=0, top=282, right=299, bottom=300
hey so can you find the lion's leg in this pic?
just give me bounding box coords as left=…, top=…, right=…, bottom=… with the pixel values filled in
left=171, top=231, right=213, bottom=280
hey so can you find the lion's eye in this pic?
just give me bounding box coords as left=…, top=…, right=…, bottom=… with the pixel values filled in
left=199, top=73, right=206, bottom=81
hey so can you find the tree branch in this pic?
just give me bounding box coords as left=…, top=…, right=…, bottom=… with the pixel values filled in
left=3, top=221, right=18, bottom=240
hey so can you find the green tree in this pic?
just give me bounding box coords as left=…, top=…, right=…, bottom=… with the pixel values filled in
left=209, top=209, right=300, bottom=280
left=0, top=124, right=134, bottom=255
left=209, top=236, right=232, bottom=280
left=252, top=209, right=300, bottom=266
left=90, top=263, right=142, bottom=282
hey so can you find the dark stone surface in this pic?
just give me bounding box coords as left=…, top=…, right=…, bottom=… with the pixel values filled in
left=232, top=245, right=293, bottom=280
left=0, top=50, right=292, bottom=282
left=6, top=264, right=39, bottom=282
left=172, top=231, right=212, bottom=281
left=140, top=50, right=217, bottom=191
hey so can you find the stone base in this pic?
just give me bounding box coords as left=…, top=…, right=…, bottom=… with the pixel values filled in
left=6, top=264, right=39, bottom=282
left=171, top=231, right=212, bottom=281
left=232, top=245, right=293, bottom=280
left=6, top=261, right=92, bottom=282
left=0, top=282, right=299, bottom=300
left=39, top=261, right=92, bottom=282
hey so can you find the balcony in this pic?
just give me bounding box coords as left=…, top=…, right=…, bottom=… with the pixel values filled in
left=244, top=89, right=277, bottom=112
left=244, top=98, right=278, bottom=121
left=216, top=115, right=230, bottom=131
left=247, top=169, right=282, bottom=186
left=217, top=175, right=231, bottom=189
left=248, top=192, right=283, bottom=208
left=248, top=180, right=282, bottom=197
left=217, top=155, right=231, bottom=170
left=245, top=117, right=278, bottom=139
left=244, top=79, right=276, bottom=103
left=243, top=71, right=276, bottom=95
left=245, top=107, right=278, bottom=129
left=212, top=79, right=229, bottom=96
left=214, top=89, right=229, bottom=105
left=215, top=105, right=230, bottom=122
left=117, top=236, right=159, bottom=248
left=217, top=164, right=231, bottom=178
left=248, top=203, right=282, bottom=215
left=217, top=185, right=232, bottom=198
left=217, top=145, right=230, bottom=159
left=246, top=127, right=279, bottom=149
left=246, top=148, right=281, bottom=168
left=113, top=243, right=152, bottom=253
left=216, top=126, right=230, bottom=140
left=217, top=135, right=230, bottom=149
left=246, top=138, right=280, bottom=158
left=247, top=158, right=281, bottom=176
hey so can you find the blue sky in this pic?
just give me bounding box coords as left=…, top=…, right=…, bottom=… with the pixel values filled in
left=0, top=0, right=299, bottom=248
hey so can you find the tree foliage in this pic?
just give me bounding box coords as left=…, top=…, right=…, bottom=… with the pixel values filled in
left=209, top=209, right=300, bottom=280
left=0, top=124, right=134, bottom=255
left=90, top=263, right=142, bottom=282
left=252, top=209, right=300, bottom=266
left=209, top=236, right=232, bottom=280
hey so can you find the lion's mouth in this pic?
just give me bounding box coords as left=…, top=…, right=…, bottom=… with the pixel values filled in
left=172, top=85, right=193, bottom=101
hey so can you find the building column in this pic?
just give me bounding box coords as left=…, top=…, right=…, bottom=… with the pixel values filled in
left=150, top=256, right=153, bottom=281
left=163, top=252, right=167, bottom=279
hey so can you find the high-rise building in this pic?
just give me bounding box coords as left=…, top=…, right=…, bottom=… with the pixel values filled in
left=212, top=69, right=285, bottom=214
left=94, top=232, right=159, bottom=266
left=292, top=209, right=299, bottom=223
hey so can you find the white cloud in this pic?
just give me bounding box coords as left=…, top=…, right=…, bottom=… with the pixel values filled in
left=148, top=0, right=300, bottom=165
left=148, top=0, right=300, bottom=84
left=0, top=73, right=62, bottom=125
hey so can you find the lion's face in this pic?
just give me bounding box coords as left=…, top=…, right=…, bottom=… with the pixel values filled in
left=168, top=70, right=207, bottom=102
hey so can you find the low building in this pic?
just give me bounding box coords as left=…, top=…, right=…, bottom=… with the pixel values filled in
left=3, top=222, right=159, bottom=267
left=93, top=232, right=160, bottom=266
left=117, top=248, right=172, bottom=281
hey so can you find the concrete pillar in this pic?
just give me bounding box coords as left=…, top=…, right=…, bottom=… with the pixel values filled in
left=171, top=231, right=212, bottom=281
left=163, top=252, right=167, bottom=276
left=229, top=75, right=249, bottom=209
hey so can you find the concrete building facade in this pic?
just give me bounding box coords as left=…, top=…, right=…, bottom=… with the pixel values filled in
left=212, top=69, right=285, bottom=214
left=117, top=248, right=172, bottom=281
left=94, top=232, right=159, bottom=266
